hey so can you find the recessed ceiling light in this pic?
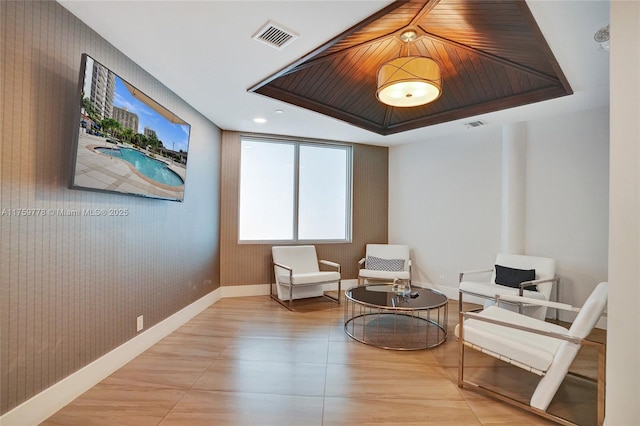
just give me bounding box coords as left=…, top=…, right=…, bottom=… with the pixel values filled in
left=253, top=117, right=267, bottom=123
left=275, top=109, right=284, bottom=114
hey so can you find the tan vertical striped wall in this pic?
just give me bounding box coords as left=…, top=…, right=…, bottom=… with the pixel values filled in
left=220, top=131, right=388, bottom=285
left=0, top=1, right=221, bottom=414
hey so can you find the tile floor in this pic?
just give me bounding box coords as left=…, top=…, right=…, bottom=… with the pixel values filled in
left=43, top=294, right=600, bottom=425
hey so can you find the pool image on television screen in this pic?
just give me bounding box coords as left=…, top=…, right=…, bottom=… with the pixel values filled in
left=70, top=54, right=191, bottom=202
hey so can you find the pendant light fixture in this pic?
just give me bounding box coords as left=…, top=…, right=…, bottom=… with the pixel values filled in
left=376, top=30, right=442, bottom=108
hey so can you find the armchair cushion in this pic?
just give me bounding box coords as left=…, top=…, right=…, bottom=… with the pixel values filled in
left=358, top=269, right=411, bottom=281
left=495, top=264, right=537, bottom=291
left=455, top=306, right=569, bottom=373
left=365, top=255, right=404, bottom=271
left=276, top=271, right=340, bottom=285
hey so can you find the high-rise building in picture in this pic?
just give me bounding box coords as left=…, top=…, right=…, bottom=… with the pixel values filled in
left=144, top=127, right=157, bottom=138
left=89, top=60, right=115, bottom=119
left=112, top=106, right=139, bottom=132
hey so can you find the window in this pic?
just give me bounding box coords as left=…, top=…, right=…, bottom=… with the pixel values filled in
left=239, top=136, right=352, bottom=243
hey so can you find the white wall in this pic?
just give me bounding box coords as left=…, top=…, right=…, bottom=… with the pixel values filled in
left=389, top=125, right=502, bottom=290
left=389, top=106, right=609, bottom=314
left=526, top=107, right=609, bottom=311
left=607, top=1, right=640, bottom=423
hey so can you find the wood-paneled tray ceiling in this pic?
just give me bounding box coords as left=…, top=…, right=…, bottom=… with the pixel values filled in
left=249, top=0, right=572, bottom=136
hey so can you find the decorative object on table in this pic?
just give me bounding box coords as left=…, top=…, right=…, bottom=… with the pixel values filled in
left=391, top=277, right=411, bottom=296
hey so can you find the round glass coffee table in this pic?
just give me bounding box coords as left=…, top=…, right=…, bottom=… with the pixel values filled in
left=344, top=284, right=448, bottom=350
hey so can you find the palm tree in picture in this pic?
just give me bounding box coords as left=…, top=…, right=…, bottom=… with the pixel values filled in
left=100, top=118, right=122, bottom=140
left=121, top=127, right=134, bottom=145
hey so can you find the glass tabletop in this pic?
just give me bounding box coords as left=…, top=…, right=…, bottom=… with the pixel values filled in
left=345, top=284, right=447, bottom=310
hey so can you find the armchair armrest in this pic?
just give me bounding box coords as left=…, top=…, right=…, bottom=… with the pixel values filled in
left=496, top=294, right=579, bottom=312
left=319, top=259, right=340, bottom=272
left=460, top=310, right=583, bottom=344
left=459, top=268, right=493, bottom=283
left=517, top=276, right=559, bottom=297
left=518, top=276, right=559, bottom=289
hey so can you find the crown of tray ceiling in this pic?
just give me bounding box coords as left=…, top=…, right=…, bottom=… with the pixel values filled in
left=249, top=0, right=572, bottom=136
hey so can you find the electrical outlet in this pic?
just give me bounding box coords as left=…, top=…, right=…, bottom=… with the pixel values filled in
left=439, top=275, right=445, bottom=285
left=136, top=315, right=144, bottom=332
left=204, top=279, right=212, bottom=287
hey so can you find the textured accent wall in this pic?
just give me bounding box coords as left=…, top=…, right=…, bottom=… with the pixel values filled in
left=220, top=131, right=388, bottom=285
left=0, top=0, right=221, bottom=414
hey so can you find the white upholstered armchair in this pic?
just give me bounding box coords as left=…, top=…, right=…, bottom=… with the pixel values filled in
left=456, top=282, right=608, bottom=426
left=271, top=245, right=341, bottom=311
left=357, top=244, right=411, bottom=286
left=458, top=253, right=559, bottom=320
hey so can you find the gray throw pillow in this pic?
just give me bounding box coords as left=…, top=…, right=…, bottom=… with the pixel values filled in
left=366, top=255, right=404, bottom=271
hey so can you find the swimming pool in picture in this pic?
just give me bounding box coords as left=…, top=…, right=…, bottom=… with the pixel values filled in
left=95, top=147, right=184, bottom=187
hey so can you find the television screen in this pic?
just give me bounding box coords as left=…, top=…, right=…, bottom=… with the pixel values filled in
left=70, top=54, right=190, bottom=202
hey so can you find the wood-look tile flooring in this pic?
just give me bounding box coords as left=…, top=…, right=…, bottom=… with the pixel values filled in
left=43, top=294, right=602, bottom=425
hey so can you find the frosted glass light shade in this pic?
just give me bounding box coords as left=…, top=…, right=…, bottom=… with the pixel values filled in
left=376, top=56, right=442, bottom=107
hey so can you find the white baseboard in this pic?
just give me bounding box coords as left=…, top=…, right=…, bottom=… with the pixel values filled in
left=0, top=288, right=222, bottom=426
left=221, top=283, right=270, bottom=298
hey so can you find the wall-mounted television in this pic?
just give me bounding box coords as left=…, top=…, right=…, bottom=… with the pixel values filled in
left=70, top=54, right=191, bottom=202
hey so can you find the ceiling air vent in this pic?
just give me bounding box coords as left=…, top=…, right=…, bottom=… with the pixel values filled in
left=464, top=120, right=487, bottom=129
left=252, top=20, right=299, bottom=50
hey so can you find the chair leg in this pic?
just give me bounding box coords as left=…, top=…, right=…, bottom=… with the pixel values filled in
left=458, top=317, right=464, bottom=388
left=597, top=342, right=606, bottom=426
left=555, top=280, right=560, bottom=322
left=270, top=284, right=295, bottom=311
left=274, top=281, right=342, bottom=311
left=323, top=280, right=341, bottom=305
left=270, top=265, right=294, bottom=311
left=270, top=268, right=276, bottom=300
left=518, top=288, right=524, bottom=314
left=289, top=283, right=293, bottom=311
